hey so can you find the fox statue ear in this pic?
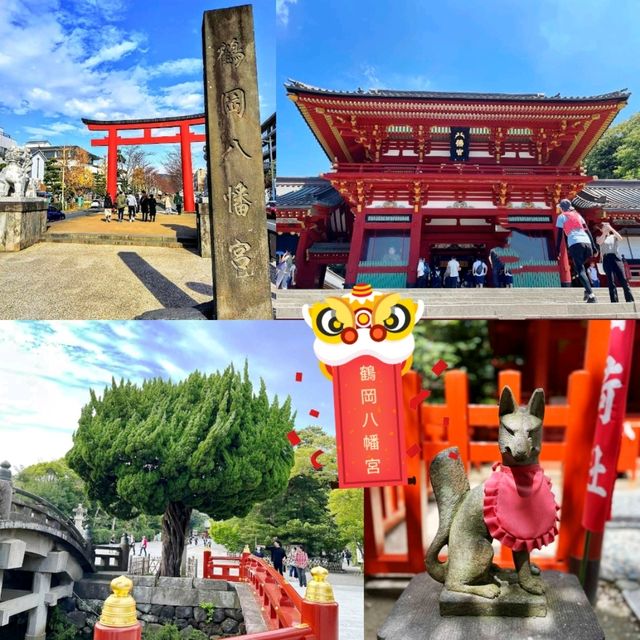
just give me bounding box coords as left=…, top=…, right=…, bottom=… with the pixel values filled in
left=527, top=388, right=545, bottom=422
left=498, top=386, right=517, bottom=417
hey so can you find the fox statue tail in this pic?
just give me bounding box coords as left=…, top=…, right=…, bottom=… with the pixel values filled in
left=425, top=447, right=470, bottom=583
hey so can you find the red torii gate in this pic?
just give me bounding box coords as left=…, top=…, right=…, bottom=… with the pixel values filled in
left=82, top=113, right=206, bottom=213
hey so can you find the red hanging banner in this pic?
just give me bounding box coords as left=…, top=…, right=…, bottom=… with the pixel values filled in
left=303, top=284, right=423, bottom=488
left=582, top=320, right=636, bottom=533
left=331, top=355, right=406, bottom=487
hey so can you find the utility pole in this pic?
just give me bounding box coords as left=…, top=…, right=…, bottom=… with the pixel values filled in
left=60, top=146, right=67, bottom=210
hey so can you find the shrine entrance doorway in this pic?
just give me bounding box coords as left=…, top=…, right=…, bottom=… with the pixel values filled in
left=82, top=113, right=206, bottom=214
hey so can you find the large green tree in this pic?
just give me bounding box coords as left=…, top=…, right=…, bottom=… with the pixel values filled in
left=585, top=112, right=640, bottom=179
left=67, top=365, right=295, bottom=576
left=14, top=459, right=86, bottom=517
left=209, top=427, right=346, bottom=555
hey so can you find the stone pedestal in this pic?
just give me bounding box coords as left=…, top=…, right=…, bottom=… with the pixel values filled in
left=377, top=571, right=604, bottom=640
left=0, top=198, right=47, bottom=251
left=197, top=202, right=212, bottom=258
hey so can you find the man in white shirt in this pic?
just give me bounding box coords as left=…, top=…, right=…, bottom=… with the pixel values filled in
left=126, top=193, right=137, bottom=222
left=446, top=257, right=460, bottom=288
left=472, top=257, right=488, bottom=288
left=416, top=257, right=429, bottom=287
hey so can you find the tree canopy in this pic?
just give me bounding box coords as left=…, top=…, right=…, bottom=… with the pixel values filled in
left=585, top=112, right=640, bottom=179
left=67, top=364, right=295, bottom=575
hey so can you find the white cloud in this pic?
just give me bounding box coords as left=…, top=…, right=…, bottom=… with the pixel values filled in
left=0, top=1, right=203, bottom=124
left=276, top=0, right=298, bottom=26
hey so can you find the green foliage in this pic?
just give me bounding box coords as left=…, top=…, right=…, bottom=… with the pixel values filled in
left=44, top=158, right=62, bottom=197
left=46, top=607, right=79, bottom=640
left=67, top=364, right=295, bottom=571
left=141, top=623, right=207, bottom=640
left=198, top=601, right=215, bottom=623
left=210, top=427, right=351, bottom=555
left=585, top=112, right=640, bottom=179
left=328, top=488, right=363, bottom=551
left=15, top=459, right=86, bottom=518
left=93, top=172, right=106, bottom=197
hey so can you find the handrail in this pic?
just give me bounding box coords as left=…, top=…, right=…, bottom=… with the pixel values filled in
left=236, top=627, right=314, bottom=640
left=12, top=487, right=78, bottom=530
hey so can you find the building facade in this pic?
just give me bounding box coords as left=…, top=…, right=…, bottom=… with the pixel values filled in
left=283, top=81, right=630, bottom=288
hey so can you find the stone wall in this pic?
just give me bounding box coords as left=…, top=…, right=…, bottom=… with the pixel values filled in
left=0, top=198, right=47, bottom=251
left=62, top=575, right=245, bottom=638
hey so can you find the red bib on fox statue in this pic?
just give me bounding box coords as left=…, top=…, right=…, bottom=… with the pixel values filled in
left=483, top=462, right=559, bottom=552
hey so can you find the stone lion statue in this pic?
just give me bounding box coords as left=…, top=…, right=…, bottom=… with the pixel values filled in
left=0, top=147, right=36, bottom=198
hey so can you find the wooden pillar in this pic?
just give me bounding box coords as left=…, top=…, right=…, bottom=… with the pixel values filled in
left=407, top=213, right=423, bottom=287
left=180, top=124, right=195, bottom=213
left=558, top=234, right=572, bottom=286
left=532, top=320, right=550, bottom=391
left=443, top=370, right=470, bottom=470
left=107, top=130, right=118, bottom=200
left=345, top=213, right=365, bottom=287
left=202, top=5, right=272, bottom=319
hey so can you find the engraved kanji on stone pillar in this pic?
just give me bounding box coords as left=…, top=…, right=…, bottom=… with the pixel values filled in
left=202, top=5, right=271, bottom=319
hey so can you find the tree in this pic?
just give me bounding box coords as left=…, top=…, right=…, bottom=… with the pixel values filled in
left=209, top=427, right=346, bottom=556
left=67, top=364, right=295, bottom=576
left=44, top=158, right=62, bottom=198
left=585, top=112, right=640, bottom=179
left=118, top=146, right=152, bottom=193
left=14, top=459, right=86, bottom=518
left=93, top=171, right=106, bottom=198
left=328, top=488, right=363, bottom=554
left=163, top=149, right=183, bottom=192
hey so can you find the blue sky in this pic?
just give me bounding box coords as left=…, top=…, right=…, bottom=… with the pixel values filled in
left=277, top=0, right=640, bottom=176
left=0, top=321, right=332, bottom=468
left=0, top=0, right=275, bottom=171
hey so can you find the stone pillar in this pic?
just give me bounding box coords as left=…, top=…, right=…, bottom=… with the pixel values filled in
left=202, top=6, right=272, bottom=319
left=25, top=571, right=52, bottom=640
left=197, top=202, right=212, bottom=258
left=0, top=198, right=47, bottom=252
left=73, top=503, right=87, bottom=537
left=0, top=461, right=12, bottom=520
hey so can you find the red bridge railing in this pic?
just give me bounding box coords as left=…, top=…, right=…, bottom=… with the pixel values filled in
left=203, top=550, right=338, bottom=640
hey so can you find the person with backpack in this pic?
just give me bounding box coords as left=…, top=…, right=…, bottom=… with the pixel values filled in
left=555, top=199, right=599, bottom=303
left=472, top=257, right=488, bottom=288
left=116, top=191, right=126, bottom=222
left=294, top=544, right=309, bottom=587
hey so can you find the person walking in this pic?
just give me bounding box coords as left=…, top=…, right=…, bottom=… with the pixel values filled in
left=416, top=257, right=429, bottom=287
left=164, top=194, right=173, bottom=213
left=174, top=192, right=183, bottom=215
left=116, top=191, right=126, bottom=222
left=126, top=193, right=137, bottom=222
left=287, top=547, right=298, bottom=579
left=597, top=222, right=635, bottom=303
left=555, top=199, right=598, bottom=303
left=103, top=192, right=113, bottom=223
left=472, top=257, right=488, bottom=288
left=139, top=535, right=148, bottom=556
left=140, top=192, right=149, bottom=222
left=294, top=545, right=309, bottom=588
left=267, top=539, right=286, bottom=576
left=148, top=194, right=157, bottom=222
left=445, top=256, right=460, bottom=288
left=276, top=252, right=291, bottom=289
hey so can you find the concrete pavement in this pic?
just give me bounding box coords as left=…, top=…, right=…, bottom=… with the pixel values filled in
left=0, top=242, right=213, bottom=319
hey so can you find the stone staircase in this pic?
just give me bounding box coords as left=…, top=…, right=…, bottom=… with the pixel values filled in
left=274, top=288, right=639, bottom=320
left=43, top=231, right=197, bottom=250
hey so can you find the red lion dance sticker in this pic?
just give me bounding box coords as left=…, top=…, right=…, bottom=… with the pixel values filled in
left=303, top=284, right=424, bottom=488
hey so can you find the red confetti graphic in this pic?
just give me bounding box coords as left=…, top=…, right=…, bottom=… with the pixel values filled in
left=431, top=359, right=448, bottom=377
left=406, top=443, right=420, bottom=458
left=287, top=430, right=301, bottom=446
left=448, top=451, right=459, bottom=460
left=410, top=389, right=431, bottom=410
left=310, top=449, right=325, bottom=470
left=295, top=372, right=303, bottom=382
left=309, top=409, right=320, bottom=418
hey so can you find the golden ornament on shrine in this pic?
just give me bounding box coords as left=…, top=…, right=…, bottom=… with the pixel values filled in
left=304, top=566, right=335, bottom=603
left=99, top=575, right=138, bottom=627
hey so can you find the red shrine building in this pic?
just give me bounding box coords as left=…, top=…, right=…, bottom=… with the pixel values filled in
left=278, top=81, right=632, bottom=289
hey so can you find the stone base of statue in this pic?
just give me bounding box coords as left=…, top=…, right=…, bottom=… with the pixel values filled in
left=439, top=570, right=546, bottom=616
left=377, top=571, right=604, bottom=640
left=0, top=198, right=47, bottom=251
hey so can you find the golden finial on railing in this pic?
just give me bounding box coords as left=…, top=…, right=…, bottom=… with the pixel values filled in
left=243, top=544, right=251, bottom=553
left=99, top=575, right=138, bottom=627
left=304, top=566, right=335, bottom=603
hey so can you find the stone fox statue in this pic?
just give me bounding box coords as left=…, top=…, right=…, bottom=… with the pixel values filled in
left=426, top=386, right=559, bottom=599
